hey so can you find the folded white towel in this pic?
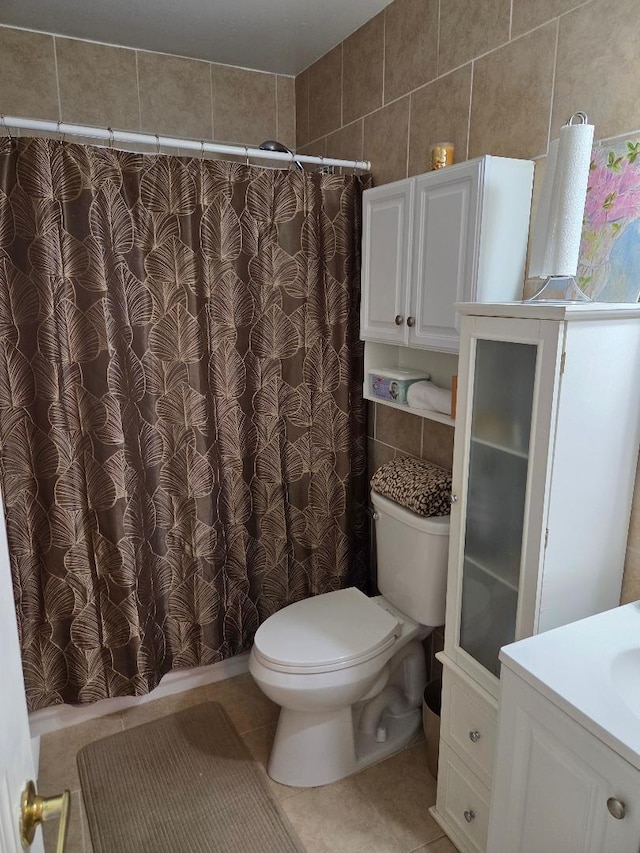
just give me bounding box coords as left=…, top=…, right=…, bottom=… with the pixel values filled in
left=407, top=380, right=452, bottom=415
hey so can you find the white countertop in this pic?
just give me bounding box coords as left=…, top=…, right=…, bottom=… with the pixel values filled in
left=499, top=601, right=640, bottom=771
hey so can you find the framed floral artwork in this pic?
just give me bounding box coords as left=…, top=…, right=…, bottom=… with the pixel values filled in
left=578, top=138, right=640, bottom=302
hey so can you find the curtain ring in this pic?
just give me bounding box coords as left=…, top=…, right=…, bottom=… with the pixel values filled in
left=107, top=126, right=114, bottom=148
left=288, top=151, right=295, bottom=171
left=200, top=140, right=205, bottom=161
left=0, top=114, right=13, bottom=140
left=57, top=121, right=65, bottom=145
left=244, top=146, right=250, bottom=166
left=155, top=134, right=160, bottom=155
left=319, top=155, right=324, bottom=173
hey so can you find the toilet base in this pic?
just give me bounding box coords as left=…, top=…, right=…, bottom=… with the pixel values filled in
left=268, top=706, right=357, bottom=788
left=267, top=704, right=422, bottom=788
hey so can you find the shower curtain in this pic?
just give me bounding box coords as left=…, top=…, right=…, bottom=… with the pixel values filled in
left=0, top=137, right=370, bottom=710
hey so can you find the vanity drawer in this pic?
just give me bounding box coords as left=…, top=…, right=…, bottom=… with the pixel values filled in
left=441, top=662, right=497, bottom=786
left=436, top=741, right=491, bottom=853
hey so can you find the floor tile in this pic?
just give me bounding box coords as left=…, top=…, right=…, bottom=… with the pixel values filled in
left=281, top=777, right=407, bottom=853
left=216, top=689, right=280, bottom=734
left=354, top=742, right=441, bottom=850
left=38, top=714, right=123, bottom=793
left=242, top=723, right=305, bottom=801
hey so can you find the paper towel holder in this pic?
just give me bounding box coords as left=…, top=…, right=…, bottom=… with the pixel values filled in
left=526, top=110, right=594, bottom=304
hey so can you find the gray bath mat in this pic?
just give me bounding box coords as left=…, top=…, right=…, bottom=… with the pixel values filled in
left=77, top=701, right=303, bottom=853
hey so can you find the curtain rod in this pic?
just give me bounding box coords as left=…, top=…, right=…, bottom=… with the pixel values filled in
left=1, top=116, right=371, bottom=172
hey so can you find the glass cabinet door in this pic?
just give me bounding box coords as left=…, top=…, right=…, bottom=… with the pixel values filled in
left=459, top=338, right=537, bottom=676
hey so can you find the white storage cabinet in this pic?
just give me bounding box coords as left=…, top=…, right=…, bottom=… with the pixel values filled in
left=431, top=302, right=640, bottom=853
left=360, top=156, right=534, bottom=353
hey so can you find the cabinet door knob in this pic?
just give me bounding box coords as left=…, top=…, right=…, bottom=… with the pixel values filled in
left=463, top=810, right=475, bottom=823
left=607, top=797, right=626, bottom=820
left=450, top=494, right=458, bottom=504
left=468, top=730, right=481, bottom=743
left=394, top=314, right=404, bottom=326
left=407, top=315, right=415, bottom=327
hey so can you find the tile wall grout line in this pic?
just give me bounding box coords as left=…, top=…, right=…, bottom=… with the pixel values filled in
left=52, top=36, right=62, bottom=122
left=406, top=89, right=412, bottom=178
left=340, top=42, right=344, bottom=129
left=210, top=62, right=215, bottom=141
left=135, top=51, right=142, bottom=132
left=275, top=73, right=279, bottom=142
left=381, top=8, right=386, bottom=106
left=436, top=0, right=442, bottom=78
left=466, top=60, right=474, bottom=160
left=546, top=18, right=561, bottom=152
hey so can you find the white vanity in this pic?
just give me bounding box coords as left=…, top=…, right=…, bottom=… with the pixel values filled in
left=488, top=602, right=640, bottom=853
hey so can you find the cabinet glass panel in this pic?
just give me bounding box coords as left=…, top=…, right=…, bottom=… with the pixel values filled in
left=460, top=339, right=537, bottom=675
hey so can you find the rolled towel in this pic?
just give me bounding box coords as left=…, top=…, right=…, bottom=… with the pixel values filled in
left=406, top=380, right=452, bottom=415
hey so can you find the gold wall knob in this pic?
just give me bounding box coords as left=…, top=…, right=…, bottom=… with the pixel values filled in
left=21, top=781, right=70, bottom=852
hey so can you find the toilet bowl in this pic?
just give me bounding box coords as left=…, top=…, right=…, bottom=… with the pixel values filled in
left=249, top=491, right=450, bottom=788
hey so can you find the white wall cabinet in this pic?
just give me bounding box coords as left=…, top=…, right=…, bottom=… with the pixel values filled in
left=488, top=667, right=640, bottom=853
left=431, top=302, right=640, bottom=853
left=360, top=156, right=534, bottom=354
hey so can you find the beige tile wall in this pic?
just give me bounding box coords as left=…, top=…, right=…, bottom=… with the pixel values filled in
left=0, top=25, right=295, bottom=149
left=298, top=0, right=640, bottom=599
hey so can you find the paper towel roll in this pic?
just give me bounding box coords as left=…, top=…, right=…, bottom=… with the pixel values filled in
left=528, top=121, right=594, bottom=278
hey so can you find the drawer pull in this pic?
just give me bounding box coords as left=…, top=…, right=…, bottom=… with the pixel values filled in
left=607, top=797, right=626, bottom=820
left=394, top=314, right=404, bottom=326
left=463, top=809, right=476, bottom=823
left=468, top=730, right=481, bottom=743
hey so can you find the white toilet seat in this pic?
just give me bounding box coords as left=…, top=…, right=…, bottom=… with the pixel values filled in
left=252, top=587, right=401, bottom=674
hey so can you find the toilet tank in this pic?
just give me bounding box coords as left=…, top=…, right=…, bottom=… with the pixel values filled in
left=371, top=491, right=449, bottom=627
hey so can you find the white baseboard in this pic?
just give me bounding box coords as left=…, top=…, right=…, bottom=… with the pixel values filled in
left=29, top=652, right=251, bottom=739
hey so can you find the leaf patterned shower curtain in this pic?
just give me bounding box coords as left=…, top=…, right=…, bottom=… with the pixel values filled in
left=0, top=137, right=370, bottom=710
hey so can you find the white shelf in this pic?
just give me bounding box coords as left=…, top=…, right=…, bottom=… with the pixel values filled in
left=364, top=391, right=455, bottom=427
left=470, top=435, right=528, bottom=460
left=464, top=554, right=519, bottom=593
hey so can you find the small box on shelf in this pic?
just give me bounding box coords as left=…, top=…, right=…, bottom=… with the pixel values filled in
left=368, top=367, right=430, bottom=404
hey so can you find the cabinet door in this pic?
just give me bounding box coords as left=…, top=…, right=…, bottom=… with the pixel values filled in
left=489, top=671, right=640, bottom=853
left=445, top=315, right=564, bottom=696
left=360, top=180, right=412, bottom=344
left=408, top=162, right=481, bottom=352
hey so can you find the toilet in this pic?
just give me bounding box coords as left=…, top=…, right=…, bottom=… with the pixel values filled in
left=249, top=490, right=450, bottom=788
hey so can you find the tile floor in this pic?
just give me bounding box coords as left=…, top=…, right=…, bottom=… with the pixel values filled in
left=39, top=673, right=459, bottom=853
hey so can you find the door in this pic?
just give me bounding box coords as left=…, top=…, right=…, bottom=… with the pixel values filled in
left=360, top=179, right=413, bottom=344
left=445, top=314, right=564, bottom=697
left=0, top=489, right=44, bottom=853
left=409, top=161, right=481, bottom=352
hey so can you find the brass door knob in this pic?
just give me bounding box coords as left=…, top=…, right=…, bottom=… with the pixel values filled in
left=394, top=314, right=404, bottom=326
left=21, top=781, right=70, bottom=852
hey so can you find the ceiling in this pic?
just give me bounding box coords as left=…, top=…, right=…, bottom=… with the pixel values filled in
left=0, top=0, right=393, bottom=76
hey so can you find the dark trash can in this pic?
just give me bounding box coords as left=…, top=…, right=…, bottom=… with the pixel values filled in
left=422, top=678, right=442, bottom=779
